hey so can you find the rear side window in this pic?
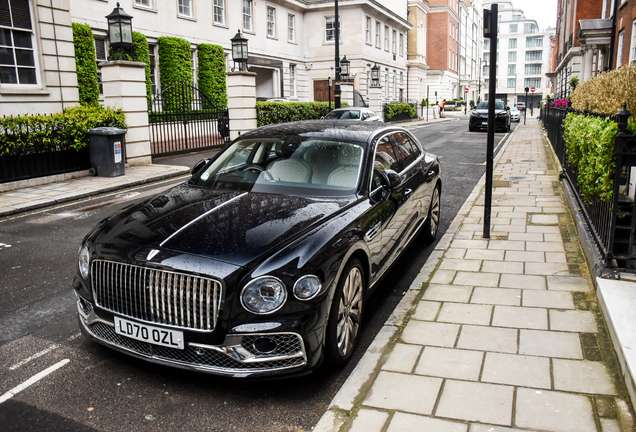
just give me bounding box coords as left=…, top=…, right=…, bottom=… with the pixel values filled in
left=391, top=132, right=421, bottom=169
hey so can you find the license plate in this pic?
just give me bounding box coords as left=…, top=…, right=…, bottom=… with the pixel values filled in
left=114, top=316, right=184, bottom=350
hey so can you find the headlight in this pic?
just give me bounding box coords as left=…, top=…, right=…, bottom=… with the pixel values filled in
left=241, top=276, right=287, bottom=314
left=293, top=275, right=322, bottom=300
left=78, top=245, right=90, bottom=279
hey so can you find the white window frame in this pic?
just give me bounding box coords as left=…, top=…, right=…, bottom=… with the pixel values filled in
left=213, top=0, right=225, bottom=26
left=508, top=51, right=517, bottom=62
left=178, top=0, right=193, bottom=18
left=392, top=29, right=396, bottom=54
left=399, top=33, right=404, bottom=56
left=267, top=6, right=276, bottom=38
left=384, top=25, right=389, bottom=51
left=325, top=16, right=340, bottom=43
left=366, top=16, right=371, bottom=45
left=0, top=0, right=40, bottom=87
left=508, top=64, right=516, bottom=75
left=526, top=37, right=543, bottom=48
left=509, top=24, right=517, bottom=33
left=375, top=21, right=381, bottom=48
left=509, top=38, right=517, bottom=49
left=289, top=64, right=296, bottom=97
left=243, top=0, right=253, bottom=32
left=135, top=0, right=152, bottom=8
left=507, top=78, right=516, bottom=88
left=288, top=14, right=295, bottom=43
left=630, top=19, right=636, bottom=64
left=617, top=29, right=624, bottom=68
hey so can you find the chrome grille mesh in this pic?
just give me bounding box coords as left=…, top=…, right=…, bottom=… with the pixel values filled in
left=91, top=260, right=221, bottom=331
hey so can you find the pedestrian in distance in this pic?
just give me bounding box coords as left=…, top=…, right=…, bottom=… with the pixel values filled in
left=440, top=99, right=446, bottom=118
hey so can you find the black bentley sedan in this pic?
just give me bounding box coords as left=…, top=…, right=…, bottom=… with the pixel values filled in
left=469, top=100, right=511, bottom=132
left=74, top=120, right=441, bottom=378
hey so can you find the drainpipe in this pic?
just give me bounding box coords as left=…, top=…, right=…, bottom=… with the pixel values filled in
left=607, top=0, right=619, bottom=70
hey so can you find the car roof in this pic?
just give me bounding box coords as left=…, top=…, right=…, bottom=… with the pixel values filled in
left=240, top=120, right=398, bottom=144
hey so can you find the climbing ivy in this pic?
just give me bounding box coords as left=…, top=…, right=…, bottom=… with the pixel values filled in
left=72, top=23, right=99, bottom=107
left=132, top=32, right=153, bottom=108
left=157, top=36, right=192, bottom=111
left=197, top=44, right=227, bottom=108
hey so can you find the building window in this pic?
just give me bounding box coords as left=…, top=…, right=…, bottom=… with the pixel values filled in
left=385, top=69, right=388, bottom=97
left=325, top=16, right=339, bottom=42
left=0, top=0, right=37, bottom=85
left=507, top=78, right=516, bottom=88
left=524, top=23, right=536, bottom=33
left=148, top=44, right=157, bottom=94
left=617, top=30, right=624, bottom=68
left=484, top=39, right=490, bottom=50
left=135, top=0, right=151, bottom=7
left=242, top=0, right=252, bottom=32
left=508, top=64, right=516, bottom=75
left=399, top=33, right=404, bottom=56
left=525, top=63, right=542, bottom=75
left=525, top=50, right=543, bottom=61
left=178, top=0, right=192, bottom=17
left=400, top=71, right=403, bottom=84
left=392, top=29, right=396, bottom=54
left=95, top=38, right=106, bottom=94
left=513, top=14, right=521, bottom=20
left=267, top=6, right=276, bottom=38
left=509, top=24, right=517, bottom=33
left=289, top=64, right=296, bottom=97
left=509, top=38, right=517, bottom=49
left=213, top=0, right=224, bottom=25
left=366, top=16, right=371, bottom=45
left=630, top=19, right=636, bottom=64
left=526, top=37, right=543, bottom=48
left=384, top=25, right=389, bottom=50
left=375, top=21, right=381, bottom=48
left=508, top=51, right=517, bottom=62
left=483, top=52, right=489, bottom=62
left=288, top=14, right=295, bottom=42
left=524, top=77, right=541, bottom=88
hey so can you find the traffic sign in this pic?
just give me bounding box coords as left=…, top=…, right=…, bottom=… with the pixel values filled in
left=464, top=88, right=469, bottom=93
left=530, top=87, right=536, bottom=93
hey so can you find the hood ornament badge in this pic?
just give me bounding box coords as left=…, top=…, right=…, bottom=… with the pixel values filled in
left=146, top=249, right=160, bottom=261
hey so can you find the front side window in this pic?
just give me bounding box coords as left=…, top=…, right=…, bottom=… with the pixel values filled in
left=289, top=64, right=296, bottom=97
left=267, top=6, right=276, bottom=38
left=0, top=0, right=37, bottom=85
left=178, top=0, right=192, bottom=17
left=288, top=14, right=295, bottom=42
left=325, top=16, right=339, bottom=42
left=243, top=0, right=252, bottom=31
left=391, top=132, right=421, bottom=169
left=372, top=136, right=401, bottom=189
left=213, top=0, right=225, bottom=25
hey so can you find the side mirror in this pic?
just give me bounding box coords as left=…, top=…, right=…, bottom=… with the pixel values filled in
left=191, top=158, right=210, bottom=175
left=381, top=169, right=402, bottom=190
left=506, top=106, right=510, bottom=110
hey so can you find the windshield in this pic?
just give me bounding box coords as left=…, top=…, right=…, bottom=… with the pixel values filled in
left=477, top=101, right=505, bottom=110
left=190, top=137, right=365, bottom=196
left=324, top=110, right=361, bottom=120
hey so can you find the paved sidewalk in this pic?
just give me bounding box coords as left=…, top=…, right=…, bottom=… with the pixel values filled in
left=316, top=120, right=635, bottom=432
left=0, top=164, right=191, bottom=217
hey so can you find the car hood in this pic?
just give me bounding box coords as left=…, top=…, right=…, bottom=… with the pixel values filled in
left=91, top=184, right=350, bottom=267
left=474, top=108, right=506, bottom=116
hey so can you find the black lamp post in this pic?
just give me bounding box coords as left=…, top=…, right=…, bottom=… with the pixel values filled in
left=231, top=30, right=249, bottom=72
left=340, top=56, right=350, bottom=79
left=371, top=63, right=380, bottom=87
left=616, top=103, right=632, bottom=132
left=106, top=3, right=134, bottom=60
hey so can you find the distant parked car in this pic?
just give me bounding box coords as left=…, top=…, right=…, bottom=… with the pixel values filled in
left=323, top=108, right=382, bottom=122
left=265, top=97, right=291, bottom=102
left=509, top=107, right=520, bottom=122
left=515, top=102, right=526, bottom=112
left=469, top=100, right=511, bottom=132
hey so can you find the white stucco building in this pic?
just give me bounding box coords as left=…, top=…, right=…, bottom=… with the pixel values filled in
left=481, top=0, right=553, bottom=109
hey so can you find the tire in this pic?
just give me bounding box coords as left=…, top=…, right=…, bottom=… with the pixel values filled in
left=469, top=124, right=475, bottom=132
left=421, top=185, right=441, bottom=242
left=324, top=258, right=365, bottom=367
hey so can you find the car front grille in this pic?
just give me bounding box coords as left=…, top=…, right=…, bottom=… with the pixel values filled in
left=91, top=260, right=222, bottom=332
left=86, top=322, right=306, bottom=373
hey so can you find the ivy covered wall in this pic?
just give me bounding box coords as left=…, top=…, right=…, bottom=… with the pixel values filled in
left=72, top=23, right=99, bottom=107
left=197, top=44, right=227, bottom=108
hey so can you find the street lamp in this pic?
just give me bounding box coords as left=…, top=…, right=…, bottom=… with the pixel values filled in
left=106, top=2, right=134, bottom=60
left=231, top=30, right=249, bottom=71
left=340, top=56, right=350, bottom=79
left=371, top=63, right=380, bottom=87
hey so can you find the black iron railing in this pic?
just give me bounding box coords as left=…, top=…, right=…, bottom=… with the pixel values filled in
left=541, top=101, right=636, bottom=270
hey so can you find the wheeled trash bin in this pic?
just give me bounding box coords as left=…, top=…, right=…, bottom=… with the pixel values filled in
left=87, top=127, right=127, bottom=177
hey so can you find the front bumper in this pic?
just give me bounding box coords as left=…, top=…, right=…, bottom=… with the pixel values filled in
left=76, top=293, right=316, bottom=378
left=470, top=116, right=508, bottom=130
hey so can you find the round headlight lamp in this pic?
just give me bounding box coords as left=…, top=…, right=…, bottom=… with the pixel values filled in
left=241, top=276, right=287, bottom=314
left=293, top=275, right=322, bottom=300
left=78, top=245, right=90, bottom=279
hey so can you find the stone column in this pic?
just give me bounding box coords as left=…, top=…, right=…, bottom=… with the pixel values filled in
left=226, top=71, right=257, bottom=140
left=341, top=82, right=354, bottom=107
left=368, top=85, right=383, bottom=115
left=101, top=60, right=151, bottom=166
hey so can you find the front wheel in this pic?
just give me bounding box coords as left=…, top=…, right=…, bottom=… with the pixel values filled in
left=422, top=185, right=441, bottom=242
left=324, top=259, right=365, bottom=366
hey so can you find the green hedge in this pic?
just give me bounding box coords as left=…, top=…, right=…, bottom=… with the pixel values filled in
left=563, top=113, right=618, bottom=202
left=72, top=23, right=99, bottom=107
left=385, top=103, right=417, bottom=120
left=158, top=36, right=192, bottom=111
left=256, top=102, right=345, bottom=127
left=0, top=106, right=126, bottom=156
left=132, top=32, right=153, bottom=108
left=197, top=44, right=227, bottom=108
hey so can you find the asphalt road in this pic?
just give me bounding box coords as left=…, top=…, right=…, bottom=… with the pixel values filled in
left=0, top=116, right=518, bottom=431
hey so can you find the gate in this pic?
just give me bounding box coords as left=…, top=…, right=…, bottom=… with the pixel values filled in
left=149, top=81, right=229, bottom=157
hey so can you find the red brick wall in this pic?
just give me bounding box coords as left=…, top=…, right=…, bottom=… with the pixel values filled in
left=615, top=0, right=636, bottom=68
left=427, top=11, right=458, bottom=72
